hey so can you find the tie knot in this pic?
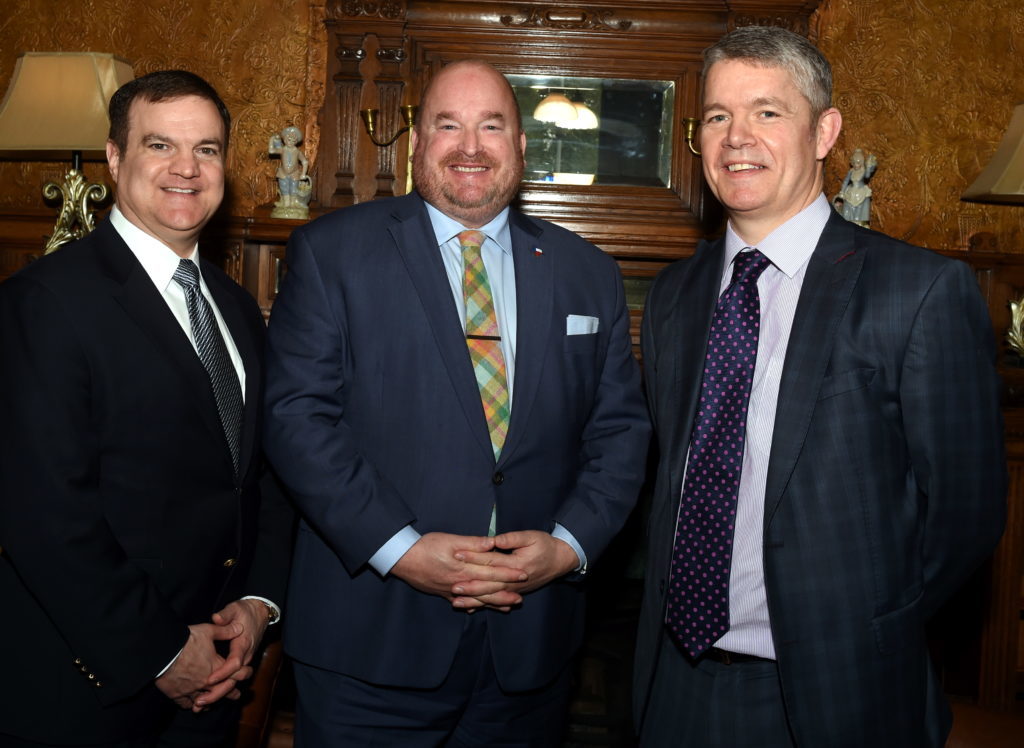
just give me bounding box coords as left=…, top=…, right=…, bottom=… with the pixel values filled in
left=458, top=230, right=486, bottom=251
left=730, top=248, right=770, bottom=286
left=172, top=258, right=200, bottom=290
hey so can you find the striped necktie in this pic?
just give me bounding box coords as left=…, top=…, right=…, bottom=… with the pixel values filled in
left=172, top=258, right=244, bottom=475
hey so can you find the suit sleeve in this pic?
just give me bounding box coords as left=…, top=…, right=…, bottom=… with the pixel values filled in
left=263, top=228, right=416, bottom=572
left=900, top=260, right=1006, bottom=618
left=0, top=275, right=188, bottom=705
left=551, top=258, right=651, bottom=562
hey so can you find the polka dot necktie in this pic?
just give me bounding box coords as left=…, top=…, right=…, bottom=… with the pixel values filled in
left=665, top=248, right=771, bottom=659
left=172, top=258, right=244, bottom=476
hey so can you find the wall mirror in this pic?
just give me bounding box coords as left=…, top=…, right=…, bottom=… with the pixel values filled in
left=507, top=74, right=675, bottom=188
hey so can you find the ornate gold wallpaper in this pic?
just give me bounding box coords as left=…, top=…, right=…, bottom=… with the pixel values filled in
left=1, top=0, right=1022, bottom=253
left=815, top=0, right=1024, bottom=252
left=0, top=0, right=326, bottom=216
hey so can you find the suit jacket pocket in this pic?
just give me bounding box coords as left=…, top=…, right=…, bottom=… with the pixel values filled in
left=871, top=587, right=923, bottom=655
left=564, top=332, right=599, bottom=354
left=818, top=367, right=876, bottom=401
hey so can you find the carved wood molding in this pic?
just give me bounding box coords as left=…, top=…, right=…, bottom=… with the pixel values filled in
left=499, top=6, right=633, bottom=32
left=329, top=0, right=405, bottom=20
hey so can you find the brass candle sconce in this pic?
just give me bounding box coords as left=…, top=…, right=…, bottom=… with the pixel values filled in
left=360, top=104, right=417, bottom=193
left=683, top=117, right=701, bottom=157
left=360, top=104, right=418, bottom=146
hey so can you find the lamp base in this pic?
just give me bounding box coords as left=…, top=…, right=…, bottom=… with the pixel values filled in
left=42, top=165, right=109, bottom=254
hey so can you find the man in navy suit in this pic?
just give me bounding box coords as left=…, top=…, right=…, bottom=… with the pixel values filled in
left=0, top=71, right=291, bottom=747
left=264, top=60, right=649, bottom=746
left=633, top=26, right=1005, bottom=747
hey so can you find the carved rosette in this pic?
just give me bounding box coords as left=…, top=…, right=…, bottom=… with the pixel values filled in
left=500, top=6, right=632, bottom=31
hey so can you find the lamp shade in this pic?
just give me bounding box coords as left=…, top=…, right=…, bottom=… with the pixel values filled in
left=962, top=103, right=1024, bottom=205
left=0, top=52, right=134, bottom=160
left=533, top=93, right=578, bottom=124
left=557, top=102, right=599, bottom=130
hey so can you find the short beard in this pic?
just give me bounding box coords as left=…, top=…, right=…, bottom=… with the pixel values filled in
left=412, top=147, right=523, bottom=226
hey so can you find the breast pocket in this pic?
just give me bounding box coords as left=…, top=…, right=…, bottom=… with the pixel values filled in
left=564, top=332, right=599, bottom=355
left=818, top=367, right=876, bottom=401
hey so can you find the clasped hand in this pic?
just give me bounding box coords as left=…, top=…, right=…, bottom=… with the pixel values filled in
left=154, top=598, right=269, bottom=712
left=390, top=530, right=578, bottom=612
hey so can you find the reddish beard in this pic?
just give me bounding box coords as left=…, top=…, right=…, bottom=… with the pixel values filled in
left=412, top=147, right=524, bottom=224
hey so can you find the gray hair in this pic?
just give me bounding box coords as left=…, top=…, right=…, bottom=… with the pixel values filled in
left=703, top=26, right=833, bottom=121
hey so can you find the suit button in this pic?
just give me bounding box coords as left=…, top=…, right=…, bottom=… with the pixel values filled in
left=87, top=673, right=96, bottom=680
left=223, top=558, right=237, bottom=568
left=73, top=658, right=82, bottom=666
left=95, top=681, right=103, bottom=688
left=492, top=472, right=504, bottom=485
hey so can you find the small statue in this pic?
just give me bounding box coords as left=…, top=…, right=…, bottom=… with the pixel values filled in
left=833, top=148, right=877, bottom=228
left=269, top=125, right=312, bottom=219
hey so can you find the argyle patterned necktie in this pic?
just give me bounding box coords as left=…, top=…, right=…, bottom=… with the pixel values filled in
left=665, top=248, right=771, bottom=659
left=459, top=230, right=510, bottom=460
left=172, top=259, right=244, bottom=475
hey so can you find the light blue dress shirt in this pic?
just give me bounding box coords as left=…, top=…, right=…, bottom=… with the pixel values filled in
left=368, top=203, right=586, bottom=576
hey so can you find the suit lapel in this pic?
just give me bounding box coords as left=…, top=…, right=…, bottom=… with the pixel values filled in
left=203, top=262, right=260, bottom=481
left=388, top=195, right=496, bottom=460
left=499, top=211, right=550, bottom=466
left=763, top=213, right=864, bottom=528
left=96, top=221, right=237, bottom=477
left=660, top=238, right=725, bottom=503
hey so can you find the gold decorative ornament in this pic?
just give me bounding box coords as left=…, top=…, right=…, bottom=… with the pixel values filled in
left=42, top=157, right=110, bottom=254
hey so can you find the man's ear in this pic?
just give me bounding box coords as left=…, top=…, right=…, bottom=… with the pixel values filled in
left=815, top=107, right=843, bottom=161
left=105, top=140, right=121, bottom=183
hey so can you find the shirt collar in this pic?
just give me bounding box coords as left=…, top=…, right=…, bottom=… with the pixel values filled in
left=423, top=201, right=513, bottom=256
left=724, top=193, right=831, bottom=278
left=108, top=205, right=200, bottom=291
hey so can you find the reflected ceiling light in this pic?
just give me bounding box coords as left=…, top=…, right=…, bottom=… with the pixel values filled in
left=962, top=102, right=1024, bottom=204
left=557, top=102, right=598, bottom=130
left=533, top=93, right=577, bottom=123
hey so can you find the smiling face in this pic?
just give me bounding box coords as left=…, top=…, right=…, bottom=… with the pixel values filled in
left=106, top=95, right=226, bottom=256
left=411, top=61, right=526, bottom=228
left=700, top=59, right=841, bottom=245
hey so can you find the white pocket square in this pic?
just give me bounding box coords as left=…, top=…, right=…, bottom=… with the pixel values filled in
left=566, top=314, right=599, bottom=335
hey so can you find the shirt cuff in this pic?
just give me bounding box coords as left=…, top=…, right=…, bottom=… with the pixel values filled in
left=241, top=595, right=281, bottom=625
left=368, top=525, right=422, bottom=576
left=552, top=522, right=587, bottom=574
left=156, top=648, right=182, bottom=679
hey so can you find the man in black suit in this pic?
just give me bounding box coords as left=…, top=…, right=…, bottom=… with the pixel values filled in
left=633, top=26, right=1006, bottom=747
left=0, top=71, right=292, bottom=747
